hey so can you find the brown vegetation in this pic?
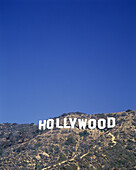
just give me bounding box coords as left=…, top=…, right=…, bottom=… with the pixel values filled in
left=0, top=111, right=136, bottom=169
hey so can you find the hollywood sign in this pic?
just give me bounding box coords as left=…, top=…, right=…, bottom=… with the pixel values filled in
left=39, top=117, right=115, bottom=130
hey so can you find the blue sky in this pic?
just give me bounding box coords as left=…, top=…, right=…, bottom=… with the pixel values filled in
left=0, top=0, right=136, bottom=123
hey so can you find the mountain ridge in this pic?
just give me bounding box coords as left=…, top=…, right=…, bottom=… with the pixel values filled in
left=0, top=110, right=136, bottom=169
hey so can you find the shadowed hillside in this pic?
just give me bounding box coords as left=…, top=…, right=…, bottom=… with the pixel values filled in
left=0, top=110, right=136, bottom=169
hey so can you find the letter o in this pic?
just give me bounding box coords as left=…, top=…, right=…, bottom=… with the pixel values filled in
left=88, top=119, right=96, bottom=129
left=98, top=119, right=106, bottom=129
left=47, top=119, right=54, bottom=129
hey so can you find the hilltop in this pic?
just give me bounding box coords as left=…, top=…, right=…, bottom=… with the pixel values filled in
left=0, top=110, right=136, bottom=169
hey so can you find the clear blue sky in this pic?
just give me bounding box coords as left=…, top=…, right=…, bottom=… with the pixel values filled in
left=0, top=0, right=136, bottom=123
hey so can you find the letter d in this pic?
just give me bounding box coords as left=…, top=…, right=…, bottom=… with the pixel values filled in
left=107, top=117, right=115, bottom=128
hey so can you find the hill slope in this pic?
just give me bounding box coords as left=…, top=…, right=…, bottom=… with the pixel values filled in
left=0, top=111, right=136, bottom=169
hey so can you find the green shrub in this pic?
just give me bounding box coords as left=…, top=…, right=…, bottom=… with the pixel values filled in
left=58, top=153, right=67, bottom=161
left=126, top=109, right=132, bottom=112
left=79, top=130, right=89, bottom=137
left=65, top=135, right=76, bottom=145
left=34, top=142, right=42, bottom=148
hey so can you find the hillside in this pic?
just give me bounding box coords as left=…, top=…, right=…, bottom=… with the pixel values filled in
left=0, top=111, right=136, bottom=169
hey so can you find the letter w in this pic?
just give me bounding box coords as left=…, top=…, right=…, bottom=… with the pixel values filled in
left=78, top=119, right=87, bottom=129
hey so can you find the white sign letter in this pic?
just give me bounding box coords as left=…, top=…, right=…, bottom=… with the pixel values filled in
left=56, top=118, right=63, bottom=128
left=64, top=118, right=70, bottom=128
left=88, top=119, right=96, bottom=129
left=39, top=120, right=46, bottom=130
left=47, top=119, right=54, bottom=129
left=98, top=119, right=106, bottom=129
left=69, top=118, right=77, bottom=128
left=107, top=117, right=115, bottom=128
left=78, top=119, right=87, bottom=129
